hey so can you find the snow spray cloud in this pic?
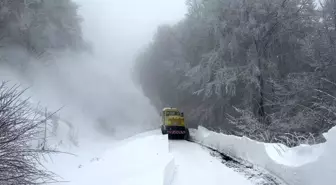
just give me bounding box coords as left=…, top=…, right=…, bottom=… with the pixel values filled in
left=0, top=0, right=186, bottom=139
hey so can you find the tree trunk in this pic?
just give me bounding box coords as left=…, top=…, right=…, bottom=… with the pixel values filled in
left=255, top=39, right=266, bottom=124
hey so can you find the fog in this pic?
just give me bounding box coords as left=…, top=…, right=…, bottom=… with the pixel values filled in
left=77, top=0, right=186, bottom=67
left=0, top=0, right=187, bottom=139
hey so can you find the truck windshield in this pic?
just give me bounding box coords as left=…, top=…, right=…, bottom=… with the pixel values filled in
left=166, top=111, right=180, bottom=116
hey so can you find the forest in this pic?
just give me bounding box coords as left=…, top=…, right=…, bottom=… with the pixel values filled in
left=134, top=0, right=336, bottom=146
left=0, top=0, right=87, bottom=67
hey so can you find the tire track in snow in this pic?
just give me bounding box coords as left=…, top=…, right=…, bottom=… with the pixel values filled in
left=168, top=140, right=254, bottom=185
left=205, top=147, right=287, bottom=185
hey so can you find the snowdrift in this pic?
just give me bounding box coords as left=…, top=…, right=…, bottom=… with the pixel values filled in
left=191, top=126, right=336, bottom=185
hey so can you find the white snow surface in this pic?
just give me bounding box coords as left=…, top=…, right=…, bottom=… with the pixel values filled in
left=46, top=128, right=254, bottom=185
left=169, top=140, right=252, bottom=185
left=191, top=126, right=336, bottom=185
left=46, top=130, right=174, bottom=185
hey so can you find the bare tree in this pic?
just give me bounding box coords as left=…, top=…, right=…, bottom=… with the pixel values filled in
left=0, top=82, right=59, bottom=185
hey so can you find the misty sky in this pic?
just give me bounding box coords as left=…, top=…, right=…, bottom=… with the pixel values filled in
left=75, top=0, right=187, bottom=67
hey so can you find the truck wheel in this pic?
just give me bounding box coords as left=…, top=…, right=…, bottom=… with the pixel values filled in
left=161, top=125, right=167, bottom=135
left=184, top=129, right=190, bottom=140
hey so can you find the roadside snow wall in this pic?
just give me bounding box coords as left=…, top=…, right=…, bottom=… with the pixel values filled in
left=190, top=126, right=336, bottom=185
left=163, top=157, right=175, bottom=185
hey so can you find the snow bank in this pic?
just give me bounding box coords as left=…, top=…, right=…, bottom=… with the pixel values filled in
left=191, top=126, right=336, bottom=185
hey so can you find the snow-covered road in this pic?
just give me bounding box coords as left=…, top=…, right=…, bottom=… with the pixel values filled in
left=48, top=130, right=283, bottom=185
left=169, top=140, right=252, bottom=185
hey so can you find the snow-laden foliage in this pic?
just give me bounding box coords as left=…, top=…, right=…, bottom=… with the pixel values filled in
left=134, top=0, right=336, bottom=146
left=0, top=82, right=58, bottom=185
left=0, top=0, right=86, bottom=63
left=0, top=1, right=88, bottom=183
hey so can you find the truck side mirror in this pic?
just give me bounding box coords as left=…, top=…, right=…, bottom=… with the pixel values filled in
left=181, top=112, right=184, bottom=117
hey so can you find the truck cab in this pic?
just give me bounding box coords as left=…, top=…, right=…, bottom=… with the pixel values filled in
left=160, top=107, right=189, bottom=140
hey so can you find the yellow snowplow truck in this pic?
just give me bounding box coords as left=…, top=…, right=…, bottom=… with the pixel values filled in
left=160, top=107, right=189, bottom=140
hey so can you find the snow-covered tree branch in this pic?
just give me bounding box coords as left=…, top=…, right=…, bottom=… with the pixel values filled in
left=0, top=82, right=60, bottom=184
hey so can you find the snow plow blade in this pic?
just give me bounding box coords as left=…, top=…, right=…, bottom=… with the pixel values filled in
left=167, top=126, right=189, bottom=140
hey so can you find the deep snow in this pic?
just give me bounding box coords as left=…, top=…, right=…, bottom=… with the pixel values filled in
left=45, top=128, right=261, bottom=185
left=191, top=126, right=336, bottom=185
left=67, top=133, right=173, bottom=185
left=45, top=130, right=173, bottom=185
